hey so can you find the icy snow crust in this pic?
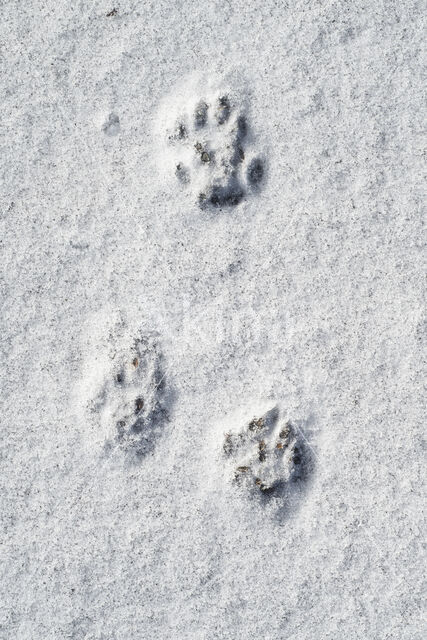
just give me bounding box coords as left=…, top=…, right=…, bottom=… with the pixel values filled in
left=1, top=1, right=425, bottom=639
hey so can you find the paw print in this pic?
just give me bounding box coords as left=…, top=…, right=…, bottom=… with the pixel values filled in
left=91, top=335, right=172, bottom=459
left=102, top=112, right=120, bottom=136
left=222, top=407, right=310, bottom=498
left=167, top=94, right=265, bottom=208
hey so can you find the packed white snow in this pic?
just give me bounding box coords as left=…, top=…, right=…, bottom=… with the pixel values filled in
left=0, top=1, right=425, bottom=639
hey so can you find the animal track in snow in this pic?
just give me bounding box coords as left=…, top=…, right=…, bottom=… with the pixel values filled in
left=102, top=112, right=120, bottom=136
left=165, top=91, right=265, bottom=208
left=91, top=334, right=172, bottom=459
left=222, top=406, right=313, bottom=501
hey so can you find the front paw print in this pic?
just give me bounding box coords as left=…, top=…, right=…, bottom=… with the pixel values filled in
left=167, top=94, right=265, bottom=208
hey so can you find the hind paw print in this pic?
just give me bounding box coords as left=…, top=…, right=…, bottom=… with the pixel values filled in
left=222, top=407, right=311, bottom=499
left=167, top=94, right=265, bottom=208
left=91, top=335, right=172, bottom=459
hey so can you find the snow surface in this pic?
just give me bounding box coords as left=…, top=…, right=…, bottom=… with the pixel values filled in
left=0, top=1, right=425, bottom=639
